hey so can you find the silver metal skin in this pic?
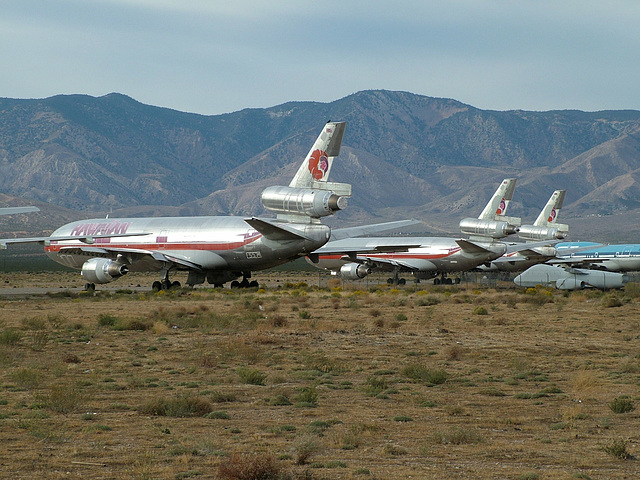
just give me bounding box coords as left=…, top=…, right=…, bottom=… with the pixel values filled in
left=478, top=190, right=569, bottom=272
left=308, top=236, right=507, bottom=281
left=307, top=178, right=522, bottom=283
left=1, top=121, right=349, bottom=289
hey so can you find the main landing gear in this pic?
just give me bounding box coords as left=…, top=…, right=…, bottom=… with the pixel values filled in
left=433, top=275, right=461, bottom=285
left=386, top=271, right=406, bottom=286
left=230, top=272, right=259, bottom=289
left=152, top=269, right=181, bottom=292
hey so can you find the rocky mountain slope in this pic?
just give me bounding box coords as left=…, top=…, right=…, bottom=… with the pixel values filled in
left=2, top=90, right=640, bottom=241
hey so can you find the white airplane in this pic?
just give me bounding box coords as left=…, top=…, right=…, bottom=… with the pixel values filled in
left=0, top=122, right=353, bottom=290
left=307, top=178, right=521, bottom=285
left=478, top=190, right=568, bottom=272
left=0, top=206, right=40, bottom=215
left=514, top=263, right=626, bottom=290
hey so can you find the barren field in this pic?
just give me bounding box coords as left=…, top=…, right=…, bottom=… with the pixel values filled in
left=0, top=272, right=638, bottom=480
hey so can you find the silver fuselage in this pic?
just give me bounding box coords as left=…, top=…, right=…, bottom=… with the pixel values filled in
left=309, top=236, right=506, bottom=278
left=45, top=216, right=330, bottom=274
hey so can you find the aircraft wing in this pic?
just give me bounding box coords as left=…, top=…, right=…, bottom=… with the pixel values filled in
left=330, top=219, right=421, bottom=240
left=0, top=232, right=149, bottom=249
left=312, top=243, right=421, bottom=255
left=0, top=206, right=40, bottom=216
left=337, top=254, right=421, bottom=272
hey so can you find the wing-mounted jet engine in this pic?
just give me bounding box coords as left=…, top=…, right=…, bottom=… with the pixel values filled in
left=459, top=178, right=521, bottom=240
left=517, top=190, right=568, bottom=241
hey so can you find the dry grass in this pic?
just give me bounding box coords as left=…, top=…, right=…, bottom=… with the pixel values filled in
left=0, top=271, right=639, bottom=479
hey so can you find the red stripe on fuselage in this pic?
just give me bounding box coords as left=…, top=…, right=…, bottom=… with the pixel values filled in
left=44, top=235, right=262, bottom=254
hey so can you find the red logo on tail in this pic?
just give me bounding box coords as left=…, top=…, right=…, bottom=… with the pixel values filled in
left=548, top=208, right=557, bottom=223
left=308, top=149, right=329, bottom=180
left=496, top=198, right=506, bottom=215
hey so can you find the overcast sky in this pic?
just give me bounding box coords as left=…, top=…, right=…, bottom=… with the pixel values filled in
left=1, top=0, right=639, bottom=115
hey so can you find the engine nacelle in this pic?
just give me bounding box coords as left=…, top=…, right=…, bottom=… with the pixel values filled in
left=459, top=218, right=519, bottom=239
left=261, top=186, right=347, bottom=218
left=81, top=258, right=129, bottom=284
left=555, top=278, right=586, bottom=290
left=518, top=225, right=567, bottom=241
left=339, top=263, right=371, bottom=280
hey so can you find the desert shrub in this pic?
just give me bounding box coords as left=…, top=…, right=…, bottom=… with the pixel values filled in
left=0, top=328, right=23, bottom=346
left=97, top=313, right=118, bottom=326
left=295, top=387, right=318, bottom=407
left=472, top=306, right=488, bottom=315
left=237, top=367, right=266, bottom=385
left=268, top=394, right=292, bottom=406
left=393, top=415, right=413, bottom=422
left=430, top=427, right=483, bottom=445
left=417, top=295, right=440, bottom=306
left=602, top=438, right=631, bottom=459
left=602, top=294, right=623, bottom=308
left=10, top=367, right=44, bottom=389
left=292, top=434, right=320, bottom=465
left=139, top=395, right=213, bottom=417
left=269, top=314, right=288, bottom=327
left=42, top=383, right=85, bottom=414
left=362, top=376, right=388, bottom=397
left=205, top=410, right=230, bottom=419
left=218, top=453, right=285, bottom=480
left=30, top=331, right=49, bottom=351
left=210, top=391, right=237, bottom=403
left=402, top=364, right=448, bottom=385
left=609, top=396, right=635, bottom=414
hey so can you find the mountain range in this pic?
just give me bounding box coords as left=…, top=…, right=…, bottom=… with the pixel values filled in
left=2, top=89, right=640, bottom=242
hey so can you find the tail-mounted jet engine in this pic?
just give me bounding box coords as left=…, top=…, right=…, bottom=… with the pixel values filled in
left=518, top=225, right=568, bottom=241
left=261, top=186, right=347, bottom=219
left=459, top=218, right=519, bottom=239
left=81, top=258, right=129, bottom=284
left=339, top=263, right=372, bottom=280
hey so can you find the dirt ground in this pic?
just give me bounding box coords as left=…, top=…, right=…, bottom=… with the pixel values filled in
left=0, top=271, right=638, bottom=479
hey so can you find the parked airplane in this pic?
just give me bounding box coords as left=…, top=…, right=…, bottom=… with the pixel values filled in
left=514, top=263, right=626, bottom=290
left=307, top=178, right=521, bottom=284
left=0, top=206, right=40, bottom=215
left=0, top=122, right=352, bottom=290
left=478, top=190, right=568, bottom=272
left=551, top=242, right=640, bottom=272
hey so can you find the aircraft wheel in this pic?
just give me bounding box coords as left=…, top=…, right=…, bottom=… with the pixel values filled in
left=433, top=278, right=441, bottom=285
left=171, top=281, right=181, bottom=289
left=455, top=277, right=461, bottom=285
left=446, top=278, right=453, bottom=285
left=398, top=278, right=406, bottom=285
left=84, top=283, right=96, bottom=291
left=249, top=280, right=259, bottom=288
left=387, top=278, right=394, bottom=284
left=152, top=281, right=162, bottom=292
left=230, top=280, right=240, bottom=289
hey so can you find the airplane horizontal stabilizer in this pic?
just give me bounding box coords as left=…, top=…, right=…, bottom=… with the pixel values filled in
left=455, top=239, right=492, bottom=254
left=245, top=218, right=311, bottom=241
left=330, top=219, right=421, bottom=241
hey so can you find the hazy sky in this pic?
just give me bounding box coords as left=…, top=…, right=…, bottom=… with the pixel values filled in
left=2, top=0, right=639, bottom=115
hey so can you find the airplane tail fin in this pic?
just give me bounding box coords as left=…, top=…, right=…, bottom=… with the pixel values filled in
left=477, top=178, right=520, bottom=225
left=261, top=121, right=351, bottom=222
left=459, top=178, right=521, bottom=240
left=519, top=190, right=569, bottom=241
left=288, top=121, right=351, bottom=196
